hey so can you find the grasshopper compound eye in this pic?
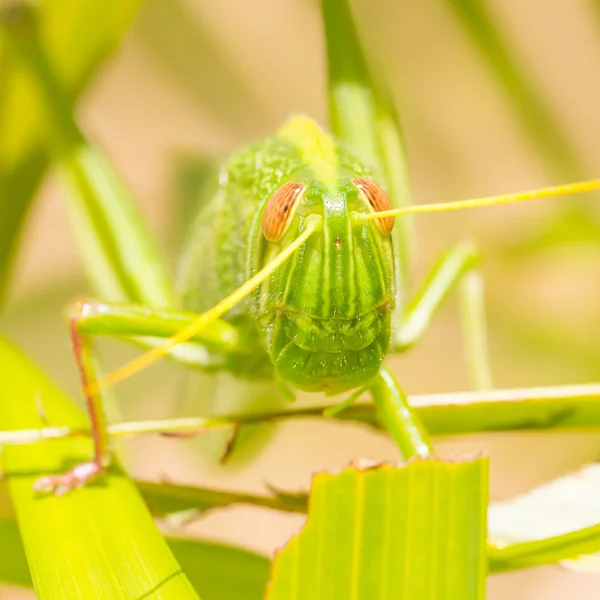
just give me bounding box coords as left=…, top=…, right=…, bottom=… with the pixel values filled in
left=353, top=177, right=395, bottom=235
left=261, top=181, right=306, bottom=242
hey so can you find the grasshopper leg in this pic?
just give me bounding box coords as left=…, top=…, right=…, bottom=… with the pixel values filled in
left=370, top=367, right=433, bottom=459
left=33, top=299, right=245, bottom=494
left=34, top=301, right=111, bottom=494
left=394, top=241, right=493, bottom=390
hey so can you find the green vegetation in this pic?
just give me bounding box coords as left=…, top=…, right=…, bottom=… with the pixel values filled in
left=0, top=1, right=599, bottom=598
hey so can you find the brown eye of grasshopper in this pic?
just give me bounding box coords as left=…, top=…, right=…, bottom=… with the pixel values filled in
left=261, top=181, right=305, bottom=242
left=353, top=177, right=395, bottom=235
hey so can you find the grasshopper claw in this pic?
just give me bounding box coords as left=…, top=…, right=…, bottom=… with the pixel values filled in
left=33, top=461, right=104, bottom=495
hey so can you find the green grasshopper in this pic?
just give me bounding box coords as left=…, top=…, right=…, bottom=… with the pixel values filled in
left=2, top=2, right=598, bottom=495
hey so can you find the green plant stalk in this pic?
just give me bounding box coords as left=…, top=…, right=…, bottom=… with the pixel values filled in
left=2, top=382, right=598, bottom=446
left=0, top=151, right=45, bottom=305
left=0, top=5, right=174, bottom=307
left=322, top=0, right=413, bottom=293
left=135, top=0, right=268, bottom=138
left=0, top=0, right=143, bottom=305
left=137, top=480, right=309, bottom=517
left=488, top=521, right=600, bottom=573
left=447, top=0, right=584, bottom=179
left=0, top=336, right=200, bottom=599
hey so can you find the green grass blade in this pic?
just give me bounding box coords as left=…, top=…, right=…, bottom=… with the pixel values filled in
left=0, top=336, right=199, bottom=599
left=171, top=154, right=221, bottom=248
left=333, top=383, right=600, bottom=434
left=0, top=150, right=45, bottom=306
left=3, top=383, right=600, bottom=451
left=412, top=384, right=600, bottom=434
left=0, top=0, right=142, bottom=304
left=267, top=457, right=488, bottom=600
left=59, top=145, right=176, bottom=306
left=446, top=0, right=584, bottom=179
left=489, top=522, right=600, bottom=573
left=0, top=515, right=270, bottom=599
left=137, top=479, right=308, bottom=517
left=1, top=6, right=175, bottom=307
left=169, top=536, right=269, bottom=600
left=2, top=383, right=600, bottom=454
left=135, top=0, right=267, bottom=138
left=321, top=0, right=413, bottom=287
left=489, top=463, right=600, bottom=571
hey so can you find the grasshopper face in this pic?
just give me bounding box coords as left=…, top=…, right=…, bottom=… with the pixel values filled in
left=258, top=175, right=395, bottom=394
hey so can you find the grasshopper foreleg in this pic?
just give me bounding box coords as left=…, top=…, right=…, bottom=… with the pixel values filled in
left=34, top=301, right=111, bottom=494
left=370, top=367, right=434, bottom=459
left=33, top=299, right=246, bottom=494
left=394, top=241, right=492, bottom=390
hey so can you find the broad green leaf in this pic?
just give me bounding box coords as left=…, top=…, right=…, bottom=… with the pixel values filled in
left=0, top=336, right=199, bottom=599
left=267, top=458, right=488, bottom=600
left=0, top=0, right=143, bottom=304
left=0, top=516, right=270, bottom=599
left=489, top=463, right=600, bottom=572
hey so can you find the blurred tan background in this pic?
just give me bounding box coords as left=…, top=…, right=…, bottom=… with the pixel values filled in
left=2, top=0, right=600, bottom=598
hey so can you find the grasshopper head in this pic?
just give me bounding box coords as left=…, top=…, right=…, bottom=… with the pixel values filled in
left=256, top=174, right=396, bottom=394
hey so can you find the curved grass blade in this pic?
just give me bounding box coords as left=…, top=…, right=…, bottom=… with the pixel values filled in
left=446, top=1, right=584, bottom=179
left=446, top=1, right=600, bottom=251
left=0, top=0, right=143, bottom=304
left=59, top=145, right=176, bottom=306
left=171, top=154, right=221, bottom=247
left=322, top=0, right=412, bottom=286
left=489, top=463, right=600, bottom=572
left=267, top=457, right=488, bottom=600
left=0, top=150, right=45, bottom=306
left=0, top=336, right=199, bottom=599
left=135, top=0, right=268, bottom=138
left=138, top=479, right=308, bottom=519
left=1, top=6, right=175, bottom=307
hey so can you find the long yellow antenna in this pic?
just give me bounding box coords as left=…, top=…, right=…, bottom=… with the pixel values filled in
left=86, top=216, right=321, bottom=395
left=357, top=179, right=600, bottom=223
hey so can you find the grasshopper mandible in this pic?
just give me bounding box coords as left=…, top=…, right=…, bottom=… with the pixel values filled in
left=2, top=2, right=598, bottom=495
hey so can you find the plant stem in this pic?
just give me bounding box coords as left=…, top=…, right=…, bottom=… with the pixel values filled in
left=137, top=480, right=308, bottom=517
left=488, top=522, right=600, bottom=572
left=1, top=383, right=600, bottom=446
